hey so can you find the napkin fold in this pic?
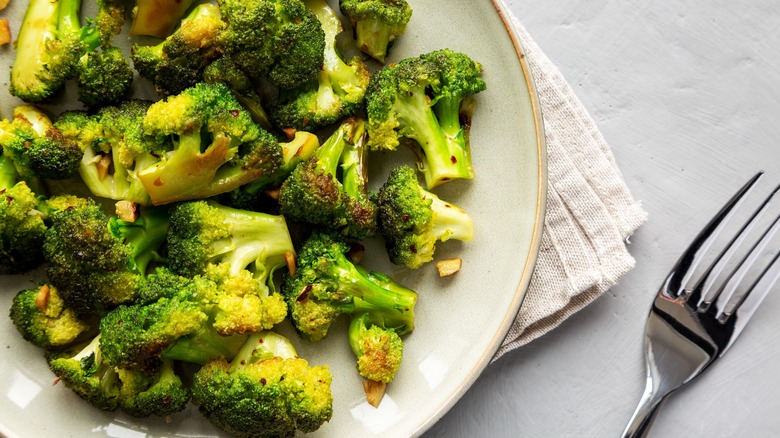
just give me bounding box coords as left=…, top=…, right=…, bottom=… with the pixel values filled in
left=494, top=16, right=648, bottom=360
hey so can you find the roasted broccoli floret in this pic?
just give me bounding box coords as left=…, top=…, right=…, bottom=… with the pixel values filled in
left=43, top=200, right=169, bottom=316
left=339, top=0, right=411, bottom=63
left=116, top=359, right=191, bottom=418
left=0, top=105, right=82, bottom=180
left=48, top=336, right=190, bottom=417
left=349, top=311, right=403, bottom=383
left=204, top=57, right=273, bottom=132
left=218, top=0, right=325, bottom=90
left=99, top=266, right=286, bottom=373
left=138, top=82, right=283, bottom=205
left=10, top=284, right=94, bottom=349
left=375, top=165, right=473, bottom=268
left=271, top=0, right=370, bottom=131
left=192, top=331, right=333, bottom=438
left=0, top=157, right=48, bottom=274
left=9, top=0, right=133, bottom=105
left=167, top=200, right=295, bottom=284
left=217, top=130, right=320, bottom=211
left=48, top=336, right=122, bottom=411
left=279, top=117, right=377, bottom=240
left=282, top=231, right=417, bottom=342
left=132, top=3, right=226, bottom=96
left=77, top=46, right=134, bottom=108
left=365, top=49, right=486, bottom=188
left=56, top=100, right=163, bottom=205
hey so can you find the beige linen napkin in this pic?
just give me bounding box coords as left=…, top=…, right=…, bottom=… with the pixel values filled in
left=494, top=16, right=648, bottom=360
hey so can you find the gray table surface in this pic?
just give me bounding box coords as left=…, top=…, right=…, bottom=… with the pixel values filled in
left=425, top=1, right=780, bottom=437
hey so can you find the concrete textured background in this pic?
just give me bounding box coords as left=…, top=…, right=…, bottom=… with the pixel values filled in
left=425, top=1, right=780, bottom=437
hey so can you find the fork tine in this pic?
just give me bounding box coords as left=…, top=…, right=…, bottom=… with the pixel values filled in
left=666, top=171, right=764, bottom=298
left=692, top=183, right=780, bottom=309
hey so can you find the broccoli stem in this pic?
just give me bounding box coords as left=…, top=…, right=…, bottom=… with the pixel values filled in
left=230, top=331, right=298, bottom=368
left=396, top=89, right=474, bottom=188
left=339, top=121, right=368, bottom=201
left=353, top=16, right=392, bottom=63
left=58, top=0, right=100, bottom=50
left=427, top=190, right=474, bottom=242
left=329, top=253, right=416, bottom=319
left=306, top=0, right=362, bottom=96
left=162, top=325, right=248, bottom=364
left=0, top=155, right=18, bottom=189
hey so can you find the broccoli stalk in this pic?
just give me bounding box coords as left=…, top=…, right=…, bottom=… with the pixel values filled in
left=192, top=331, right=334, bottom=437
left=279, top=117, right=377, bottom=240
left=130, top=0, right=195, bottom=37
left=365, top=49, right=486, bottom=188
left=375, top=165, right=473, bottom=268
left=10, top=0, right=132, bottom=105
left=272, top=0, right=370, bottom=131
left=137, top=83, right=283, bottom=205
left=339, top=0, right=412, bottom=63
left=282, top=231, right=417, bottom=342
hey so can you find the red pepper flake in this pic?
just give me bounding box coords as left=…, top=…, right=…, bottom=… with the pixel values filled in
left=409, top=244, right=417, bottom=254
left=259, top=378, right=267, bottom=385
left=153, top=177, right=164, bottom=186
left=450, top=155, right=457, bottom=164
left=163, top=396, right=171, bottom=404
left=229, top=109, right=240, bottom=118
left=401, top=214, right=410, bottom=221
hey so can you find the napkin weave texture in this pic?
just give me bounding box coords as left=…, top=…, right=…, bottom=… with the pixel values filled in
left=494, top=16, right=648, bottom=360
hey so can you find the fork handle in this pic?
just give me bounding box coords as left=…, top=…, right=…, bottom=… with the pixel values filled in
left=621, top=386, right=670, bottom=438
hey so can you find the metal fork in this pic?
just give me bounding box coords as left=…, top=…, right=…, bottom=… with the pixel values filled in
left=622, top=171, right=780, bottom=438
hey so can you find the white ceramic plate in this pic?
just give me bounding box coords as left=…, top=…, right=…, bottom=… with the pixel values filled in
left=0, top=0, right=546, bottom=436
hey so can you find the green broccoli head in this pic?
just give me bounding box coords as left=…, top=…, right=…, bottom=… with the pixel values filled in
left=99, top=266, right=287, bottom=373
left=366, top=49, right=486, bottom=188
left=47, top=336, right=122, bottom=411
left=281, top=231, right=417, bottom=342
left=349, top=312, right=403, bottom=383
left=279, top=117, right=377, bottom=240
left=132, top=3, right=226, bottom=96
left=43, top=201, right=169, bottom=317
left=192, top=331, right=333, bottom=438
left=0, top=177, right=48, bottom=274
left=218, top=0, right=325, bottom=90
left=375, top=165, right=473, bottom=269
left=0, top=105, right=82, bottom=180
left=77, top=46, right=134, bottom=108
left=168, top=200, right=295, bottom=283
left=339, top=0, right=412, bottom=63
left=116, top=359, right=190, bottom=418
left=10, top=284, right=94, bottom=350
left=98, top=272, right=209, bottom=373
left=271, top=0, right=370, bottom=131
left=139, top=82, right=283, bottom=205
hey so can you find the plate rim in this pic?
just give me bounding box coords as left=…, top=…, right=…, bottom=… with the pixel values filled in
left=410, top=0, right=548, bottom=435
